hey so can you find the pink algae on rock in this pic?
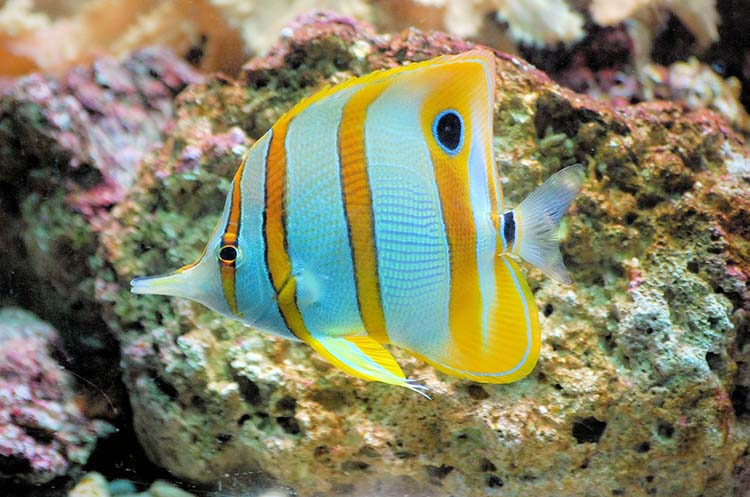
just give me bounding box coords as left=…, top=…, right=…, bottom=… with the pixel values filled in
left=1, top=47, right=203, bottom=222
left=0, top=308, right=112, bottom=485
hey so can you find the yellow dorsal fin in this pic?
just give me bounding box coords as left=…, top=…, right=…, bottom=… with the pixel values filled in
left=277, top=48, right=495, bottom=123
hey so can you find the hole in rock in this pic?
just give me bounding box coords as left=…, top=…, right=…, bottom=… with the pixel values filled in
left=706, top=351, right=723, bottom=372
left=235, top=375, right=261, bottom=405
left=731, top=385, right=750, bottom=418
left=341, top=460, right=369, bottom=471
left=572, top=417, right=607, bottom=443
left=487, top=475, right=504, bottom=488
left=635, top=441, right=651, bottom=453
left=543, top=303, right=554, bottom=317
left=425, top=464, right=454, bottom=480
left=466, top=384, right=489, bottom=400
left=657, top=421, right=674, bottom=439
left=276, top=416, right=301, bottom=435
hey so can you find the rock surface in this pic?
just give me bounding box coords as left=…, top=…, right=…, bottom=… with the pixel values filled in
left=90, top=12, right=750, bottom=497
left=0, top=46, right=204, bottom=420
left=0, top=45, right=204, bottom=495
left=0, top=308, right=112, bottom=485
left=66, top=472, right=208, bottom=497
left=0, top=8, right=750, bottom=497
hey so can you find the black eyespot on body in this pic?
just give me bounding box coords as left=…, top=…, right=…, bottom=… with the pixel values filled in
left=433, top=110, right=463, bottom=154
left=219, top=245, right=238, bottom=263
left=503, top=211, right=516, bottom=246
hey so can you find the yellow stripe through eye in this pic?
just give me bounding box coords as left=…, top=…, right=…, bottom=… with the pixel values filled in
left=219, top=156, right=246, bottom=317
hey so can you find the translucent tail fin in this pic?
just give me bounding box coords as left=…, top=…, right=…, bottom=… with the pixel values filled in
left=509, top=164, right=584, bottom=284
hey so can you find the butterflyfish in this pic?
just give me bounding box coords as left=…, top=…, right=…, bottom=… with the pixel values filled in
left=131, top=49, right=584, bottom=396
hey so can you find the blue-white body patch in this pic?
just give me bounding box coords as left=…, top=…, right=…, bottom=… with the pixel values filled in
left=283, top=91, right=365, bottom=338
left=236, top=132, right=296, bottom=340
left=364, top=83, right=451, bottom=357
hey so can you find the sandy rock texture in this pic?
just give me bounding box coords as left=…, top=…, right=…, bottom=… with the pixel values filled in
left=87, top=12, right=750, bottom=497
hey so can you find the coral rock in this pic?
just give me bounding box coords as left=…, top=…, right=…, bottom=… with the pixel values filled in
left=68, top=472, right=111, bottom=497
left=0, top=48, right=203, bottom=401
left=0, top=0, right=246, bottom=78
left=98, top=14, right=750, bottom=497
left=0, top=308, right=112, bottom=485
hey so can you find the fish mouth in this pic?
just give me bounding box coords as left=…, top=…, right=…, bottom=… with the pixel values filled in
left=130, top=271, right=191, bottom=297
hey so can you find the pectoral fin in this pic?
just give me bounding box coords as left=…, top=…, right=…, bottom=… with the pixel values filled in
left=304, top=334, right=429, bottom=397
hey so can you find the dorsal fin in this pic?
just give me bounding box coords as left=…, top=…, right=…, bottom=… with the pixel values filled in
left=275, top=49, right=496, bottom=123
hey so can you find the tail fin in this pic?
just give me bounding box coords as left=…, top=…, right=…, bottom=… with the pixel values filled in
left=507, top=164, right=584, bottom=284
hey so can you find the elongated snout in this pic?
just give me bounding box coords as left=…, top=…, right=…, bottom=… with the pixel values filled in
left=130, top=252, right=228, bottom=317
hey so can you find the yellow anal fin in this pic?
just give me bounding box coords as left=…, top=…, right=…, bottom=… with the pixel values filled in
left=406, top=256, right=541, bottom=384
left=305, top=334, right=429, bottom=397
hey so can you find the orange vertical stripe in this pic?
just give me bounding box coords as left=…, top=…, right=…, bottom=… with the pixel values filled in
left=218, top=156, right=246, bottom=316
left=428, top=142, right=483, bottom=357
left=222, top=156, right=246, bottom=247
left=263, top=121, right=313, bottom=342
left=339, top=81, right=391, bottom=344
left=418, top=65, right=486, bottom=360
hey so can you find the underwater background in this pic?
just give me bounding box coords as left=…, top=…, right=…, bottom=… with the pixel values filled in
left=1, top=0, right=750, bottom=496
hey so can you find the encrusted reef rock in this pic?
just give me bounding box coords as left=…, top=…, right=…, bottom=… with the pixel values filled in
left=0, top=9, right=742, bottom=497
left=0, top=46, right=205, bottom=494
left=0, top=47, right=203, bottom=416
left=0, top=308, right=112, bottom=485
left=91, top=12, right=750, bottom=497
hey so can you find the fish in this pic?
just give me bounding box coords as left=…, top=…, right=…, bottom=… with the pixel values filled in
left=131, top=49, right=584, bottom=396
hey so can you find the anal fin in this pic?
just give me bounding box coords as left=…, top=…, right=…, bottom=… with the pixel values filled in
left=401, top=255, right=541, bottom=384
left=304, top=334, right=429, bottom=397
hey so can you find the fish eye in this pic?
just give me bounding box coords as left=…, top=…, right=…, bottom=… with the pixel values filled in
left=432, top=110, right=463, bottom=155
left=219, top=245, right=238, bottom=264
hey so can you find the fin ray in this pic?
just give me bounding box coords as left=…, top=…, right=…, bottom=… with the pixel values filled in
left=512, top=164, right=584, bottom=283
left=304, top=334, right=428, bottom=396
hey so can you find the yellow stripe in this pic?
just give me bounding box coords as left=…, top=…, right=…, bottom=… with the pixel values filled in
left=263, top=117, right=313, bottom=342
left=262, top=49, right=496, bottom=351
left=428, top=143, right=483, bottom=357
left=339, top=81, right=391, bottom=344
left=418, top=63, right=486, bottom=360
left=219, top=156, right=246, bottom=316
left=222, top=156, right=246, bottom=246
left=263, top=120, right=409, bottom=383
